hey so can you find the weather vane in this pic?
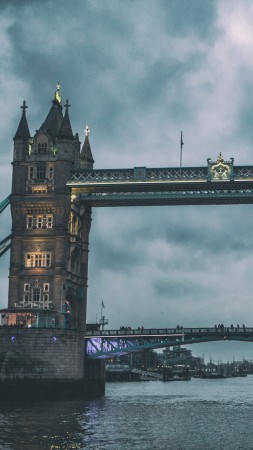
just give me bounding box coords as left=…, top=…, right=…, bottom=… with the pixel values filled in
left=54, top=82, right=62, bottom=104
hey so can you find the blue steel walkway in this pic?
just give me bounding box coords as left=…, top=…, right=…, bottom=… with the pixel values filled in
left=85, top=326, right=253, bottom=359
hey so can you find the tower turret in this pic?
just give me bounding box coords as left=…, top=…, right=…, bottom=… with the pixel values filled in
left=13, top=100, right=30, bottom=161
left=39, top=83, right=63, bottom=139
left=80, top=125, right=94, bottom=169
left=58, top=100, right=74, bottom=140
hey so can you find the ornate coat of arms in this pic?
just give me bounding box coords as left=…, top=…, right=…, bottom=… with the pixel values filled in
left=207, top=153, right=234, bottom=181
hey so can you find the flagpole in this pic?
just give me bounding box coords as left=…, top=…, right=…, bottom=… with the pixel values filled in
left=180, top=131, right=184, bottom=177
left=100, top=301, right=103, bottom=323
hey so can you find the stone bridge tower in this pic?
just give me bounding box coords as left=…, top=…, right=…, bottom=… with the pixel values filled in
left=7, top=85, right=93, bottom=331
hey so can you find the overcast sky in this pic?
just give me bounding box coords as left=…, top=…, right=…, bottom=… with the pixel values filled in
left=1, top=0, right=253, bottom=362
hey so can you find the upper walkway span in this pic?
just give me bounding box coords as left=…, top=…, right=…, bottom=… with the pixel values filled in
left=85, top=326, right=253, bottom=359
left=67, top=157, right=253, bottom=207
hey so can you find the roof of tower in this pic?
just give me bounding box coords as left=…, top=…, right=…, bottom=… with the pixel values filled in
left=58, top=100, right=74, bottom=139
left=38, top=83, right=64, bottom=138
left=80, top=125, right=94, bottom=167
left=13, top=100, right=30, bottom=140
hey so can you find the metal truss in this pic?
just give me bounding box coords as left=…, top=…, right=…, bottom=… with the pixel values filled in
left=85, top=335, right=184, bottom=359
left=67, top=163, right=253, bottom=207
left=85, top=327, right=253, bottom=359
left=79, top=187, right=253, bottom=207
left=69, top=165, right=253, bottom=185
left=69, top=167, right=208, bottom=183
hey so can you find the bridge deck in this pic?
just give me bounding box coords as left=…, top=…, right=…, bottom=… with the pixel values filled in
left=67, top=165, right=253, bottom=206
left=85, top=327, right=253, bottom=358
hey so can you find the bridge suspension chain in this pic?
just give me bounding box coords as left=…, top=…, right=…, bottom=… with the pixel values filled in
left=0, top=234, right=11, bottom=257
left=0, top=195, right=10, bottom=215
left=0, top=195, right=11, bottom=258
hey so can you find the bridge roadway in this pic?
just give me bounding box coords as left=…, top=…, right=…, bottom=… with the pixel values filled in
left=85, top=326, right=253, bottom=359
left=67, top=164, right=253, bottom=206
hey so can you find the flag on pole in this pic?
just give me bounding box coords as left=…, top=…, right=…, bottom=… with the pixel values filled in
left=102, top=300, right=105, bottom=308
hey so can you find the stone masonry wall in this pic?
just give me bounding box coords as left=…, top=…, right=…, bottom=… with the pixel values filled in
left=0, top=328, right=85, bottom=382
left=0, top=328, right=105, bottom=400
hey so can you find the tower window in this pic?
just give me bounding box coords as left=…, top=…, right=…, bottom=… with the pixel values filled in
left=46, top=215, right=53, bottom=228
left=24, top=283, right=30, bottom=292
left=36, top=215, right=43, bottom=228
left=23, top=294, right=30, bottom=303
left=25, top=252, right=52, bottom=268
left=38, top=143, right=48, bottom=154
left=43, top=283, right=50, bottom=292
left=49, top=167, right=53, bottom=179
left=29, top=167, right=34, bottom=179
left=37, top=165, right=46, bottom=179
left=25, top=214, right=54, bottom=230
left=35, top=254, right=42, bottom=267
left=26, top=215, right=33, bottom=229
left=32, top=288, right=41, bottom=303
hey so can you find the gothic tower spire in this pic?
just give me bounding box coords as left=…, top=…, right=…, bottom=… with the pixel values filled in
left=13, top=100, right=30, bottom=141
left=58, top=100, right=74, bottom=139
left=80, top=125, right=94, bottom=169
left=39, top=83, right=63, bottom=139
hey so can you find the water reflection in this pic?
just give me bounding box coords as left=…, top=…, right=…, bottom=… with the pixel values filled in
left=0, top=400, right=85, bottom=450
left=0, top=377, right=253, bottom=449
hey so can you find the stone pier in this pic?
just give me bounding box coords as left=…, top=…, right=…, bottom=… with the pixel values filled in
left=0, top=328, right=105, bottom=400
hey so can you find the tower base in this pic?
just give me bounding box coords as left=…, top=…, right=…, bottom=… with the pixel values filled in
left=0, top=327, right=105, bottom=401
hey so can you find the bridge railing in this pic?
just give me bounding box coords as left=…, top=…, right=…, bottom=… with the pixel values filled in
left=85, top=328, right=184, bottom=337
left=85, top=326, right=253, bottom=337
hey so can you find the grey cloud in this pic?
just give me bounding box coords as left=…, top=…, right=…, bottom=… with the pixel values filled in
left=162, top=0, right=217, bottom=39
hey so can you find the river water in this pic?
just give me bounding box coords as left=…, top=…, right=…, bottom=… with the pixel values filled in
left=0, top=376, right=253, bottom=450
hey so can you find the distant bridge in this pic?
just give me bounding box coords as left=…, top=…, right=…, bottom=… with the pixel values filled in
left=85, top=326, right=253, bottom=359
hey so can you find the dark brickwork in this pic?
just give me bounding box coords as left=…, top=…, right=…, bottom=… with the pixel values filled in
left=0, top=328, right=105, bottom=399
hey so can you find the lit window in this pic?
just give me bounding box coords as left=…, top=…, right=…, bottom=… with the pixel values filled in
left=36, top=215, right=43, bottom=228
left=26, top=254, right=32, bottom=268
left=26, top=215, right=33, bottom=229
left=46, top=215, right=53, bottom=229
left=24, top=283, right=30, bottom=292
left=43, top=283, right=49, bottom=292
left=35, top=254, right=42, bottom=267
left=25, top=253, right=52, bottom=268
left=45, top=254, right=51, bottom=267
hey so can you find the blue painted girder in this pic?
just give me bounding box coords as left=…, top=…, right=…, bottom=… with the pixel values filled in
left=85, top=327, right=253, bottom=359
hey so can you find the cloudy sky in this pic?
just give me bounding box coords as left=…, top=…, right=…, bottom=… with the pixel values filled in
left=1, top=0, right=253, bottom=361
